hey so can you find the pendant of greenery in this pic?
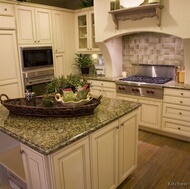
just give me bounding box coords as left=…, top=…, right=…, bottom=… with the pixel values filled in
left=79, top=0, right=94, bottom=8
left=45, top=74, right=88, bottom=95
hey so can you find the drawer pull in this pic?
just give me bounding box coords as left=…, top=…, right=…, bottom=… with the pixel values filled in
left=178, top=127, right=181, bottom=130
left=181, top=93, right=184, bottom=95
left=180, top=101, right=183, bottom=104
left=179, top=112, right=182, bottom=115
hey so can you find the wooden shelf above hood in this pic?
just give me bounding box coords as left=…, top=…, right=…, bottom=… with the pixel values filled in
left=108, top=4, right=164, bottom=29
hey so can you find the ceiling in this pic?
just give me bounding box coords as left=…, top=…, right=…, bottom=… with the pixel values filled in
left=32, top=0, right=82, bottom=9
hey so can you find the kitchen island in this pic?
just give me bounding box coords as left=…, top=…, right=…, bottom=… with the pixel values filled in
left=0, top=97, right=140, bottom=189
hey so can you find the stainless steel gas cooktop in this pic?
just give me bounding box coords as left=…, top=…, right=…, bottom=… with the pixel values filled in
left=115, top=64, right=175, bottom=99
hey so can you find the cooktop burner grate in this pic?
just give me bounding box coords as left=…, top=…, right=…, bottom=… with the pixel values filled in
left=119, top=75, right=172, bottom=84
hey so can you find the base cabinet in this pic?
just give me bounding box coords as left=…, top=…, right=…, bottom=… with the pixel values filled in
left=0, top=111, right=139, bottom=189
left=89, top=80, right=116, bottom=98
left=162, top=88, right=190, bottom=137
left=91, top=110, right=138, bottom=189
left=91, top=120, right=118, bottom=189
left=117, top=94, right=162, bottom=130
left=20, top=144, right=50, bottom=189
left=50, top=137, right=91, bottom=189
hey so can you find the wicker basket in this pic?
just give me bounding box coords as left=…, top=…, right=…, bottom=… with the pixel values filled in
left=0, top=94, right=102, bottom=117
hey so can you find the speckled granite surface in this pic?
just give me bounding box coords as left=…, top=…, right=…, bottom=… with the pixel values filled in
left=163, top=80, right=190, bottom=90
left=0, top=98, right=140, bottom=155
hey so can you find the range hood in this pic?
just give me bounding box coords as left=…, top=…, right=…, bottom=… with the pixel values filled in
left=93, top=0, right=190, bottom=84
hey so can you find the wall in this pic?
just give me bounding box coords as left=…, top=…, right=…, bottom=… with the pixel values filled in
left=94, top=0, right=190, bottom=83
left=122, top=32, right=185, bottom=75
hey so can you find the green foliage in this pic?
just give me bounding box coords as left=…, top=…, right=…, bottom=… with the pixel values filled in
left=79, top=0, right=94, bottom=8
left=45, top=74, right=88, bottom=94
left=75, top=53, right=93, bottom=68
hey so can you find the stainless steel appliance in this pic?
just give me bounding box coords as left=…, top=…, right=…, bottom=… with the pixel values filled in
left=21, top=46, right=54, bottom=96
left=116, top=64, right=176, bottom=99
left=21, top=46, right=53, bottom=71
left=23, top=69, right=54, bottom=96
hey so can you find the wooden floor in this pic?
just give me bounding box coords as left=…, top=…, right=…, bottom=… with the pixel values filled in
left=117, top=130, right=190, bottom=189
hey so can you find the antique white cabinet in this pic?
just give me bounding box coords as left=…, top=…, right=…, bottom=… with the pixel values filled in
left=90, top=120, right=118, bottom=189
left=15, top=6, right=52, bottom=45
left=20, top=143, right=50, bottom=189
left=162, top=88, right=190, bottom=137
left=0, top=30, right=23, bottom=98
left=52, top=10, right=65, bottom=77
left=0, top=3, right=15, bottom=30
left=75, top=8, right=99, bottom=53
left=91, top=110, right=138, bottom=188
left=50, top=137, right=91, bottom=189
left=117, top=94, right=162, bottom=130
left=52, top=11, right=64, bottom=53
left=89, top=80, right=116, bottom=98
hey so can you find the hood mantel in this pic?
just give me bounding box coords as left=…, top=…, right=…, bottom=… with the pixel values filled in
left=94, top=0, right=190, bottom=83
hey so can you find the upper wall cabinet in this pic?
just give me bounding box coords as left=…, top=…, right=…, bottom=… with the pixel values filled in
left=0, top=3, right=15, bottom=29
left=15, top=6, right=53, bottom=45
left=52, top=11, right=64, bottom=53
left=75, top=9, right=100, bottom=53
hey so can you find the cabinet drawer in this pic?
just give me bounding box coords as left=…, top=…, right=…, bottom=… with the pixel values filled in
left=162, top=118, right=190, bottom=137
left=163, top=95, right=190, bottom=106
left=89, top=80, right=116, bottom=88
left=0, top=16, right=15, bottom=29
left=0, top=4, right=14, bottom=16
left=164, top=88, right=190, bottom=98
left=163, top=103, right=190, bottom=122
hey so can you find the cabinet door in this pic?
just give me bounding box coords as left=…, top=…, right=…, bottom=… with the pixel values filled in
left=0, top=31, right=23, bottom=98
left=54, top=53, right=65, bottom=77
left=15, top=6, right=36, bottom=44
left=51, top=137, right=91, bottom=189
left=52, top=11, right=64, bottom=53
left=75, top=10, right=99, bottom=53
left=88, top=10, right=99, bottom=51
left=20, top=144, right=50, bottom=189
left=91, top=120, right=118, bottom=189
left=119, top=111, right=138, bottom=184
left=139, top=99, right=162, bottom=130
left=35, top=8, right=52, bottom=44
left=103, top=87, right=116, bottom=98
left=75, top=12, right=88, bottom=51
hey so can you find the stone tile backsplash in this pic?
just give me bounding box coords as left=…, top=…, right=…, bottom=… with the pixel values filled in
left=122, top=32, right=185, bottom=74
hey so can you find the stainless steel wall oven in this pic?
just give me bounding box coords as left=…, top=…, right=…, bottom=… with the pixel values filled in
left=20, top=46, right=54, bottom=96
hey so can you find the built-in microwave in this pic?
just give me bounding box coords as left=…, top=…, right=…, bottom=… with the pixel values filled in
left=20, top=46, right=53, bottom=71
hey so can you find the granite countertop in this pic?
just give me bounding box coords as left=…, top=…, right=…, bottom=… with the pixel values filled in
left=163, top=80, right=190, bottom=90
left=86, top=75, right=190, bottom=90
left=0, top=98, right=140, bottom=155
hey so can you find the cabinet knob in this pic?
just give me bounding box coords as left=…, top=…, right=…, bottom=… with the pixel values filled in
left=38, top=41, right=40, bottom=43
left=20, top=150, right=24, bottom=154
left=4, top=8, right=7, bottom=11
left=180, top=101, right=183, bottom=104
left=116, top=126, right=119, bottom=129
left=178, top=127, right=181, bottom=130
left=121, top=123, right=124, bottom=127
left=179, top=112, right=182, bottom=115
left=181, top=93, right=184, bottom=95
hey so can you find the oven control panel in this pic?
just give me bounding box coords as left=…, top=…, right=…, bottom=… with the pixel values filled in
left=116, top=84, right=163, bottom=99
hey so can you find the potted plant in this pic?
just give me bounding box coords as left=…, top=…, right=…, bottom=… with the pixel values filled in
left=75, top=53, right=93, bottom=74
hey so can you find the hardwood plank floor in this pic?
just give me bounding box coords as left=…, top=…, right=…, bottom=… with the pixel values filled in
left=117, top=130, right=190, bottom=189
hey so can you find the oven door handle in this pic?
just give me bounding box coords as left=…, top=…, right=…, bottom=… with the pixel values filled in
left=26, top=78, right=53, bottom=86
